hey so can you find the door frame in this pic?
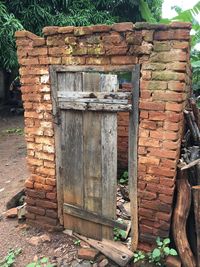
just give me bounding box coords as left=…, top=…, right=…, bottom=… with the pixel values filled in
left=50, top=64, right=140, bottom=250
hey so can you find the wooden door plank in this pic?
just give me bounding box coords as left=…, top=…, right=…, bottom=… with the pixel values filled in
left=74, top=233, right=134, bottom=267
left=100, top=74, right=118, bottom=240
left=60, top=72, right=85, bottom=233
left=82, top=73, right=102, bottom=240
left=50, top=68, right=63, bottom=224
left=63, top=203, right=127, bottom=230
left=129, top=65, right=140, bottom=251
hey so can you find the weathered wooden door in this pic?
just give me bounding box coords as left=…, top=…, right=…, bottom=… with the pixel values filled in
left=51, top=66, right=139, bottom=247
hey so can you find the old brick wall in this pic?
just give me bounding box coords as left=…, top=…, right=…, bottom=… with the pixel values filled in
left=15, top=21, right=191, bottom=248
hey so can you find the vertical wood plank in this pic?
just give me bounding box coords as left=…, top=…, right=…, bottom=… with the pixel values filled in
left=129, top=64, right=140, bottom=251
left=82, top=73, right=102, bottom=240
left=60, top=72, right=85, bottom=233
left=50, top=67, right=63, bottom=224
left=101, top=74, right=118, bottom=239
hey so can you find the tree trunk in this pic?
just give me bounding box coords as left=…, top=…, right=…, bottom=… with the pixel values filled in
left=172, top=170, right=196, bottom=267
left=192, top=186, right=200, bottom=267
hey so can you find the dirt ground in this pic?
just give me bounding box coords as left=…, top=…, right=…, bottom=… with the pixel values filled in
left=0, top=110, right=79, bottom=267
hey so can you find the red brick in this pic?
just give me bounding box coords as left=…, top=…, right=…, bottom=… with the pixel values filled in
left=25, top=197, right=36, bottom=205
left=86, top=57, right=110, bottom=65
left=46, top=178, right=56, bottom=186
left=164, top=122, right=180, bottom=132
left=139, top=208, right=154, bottom=219
left=140, top=121, right=157, bottom=130
left=36, top=215, right=58, bottom=226
left=138, top=181, right=146, bottom=190
left=78, top=248, right=99, bottom=261
left=154, top=29, right=190, bottom=40
left=28, top=48, right=48, bottom=56
left=46, top=209, right=58, bottom=219
left=139, top=137, right=160, bottom=148
left=166, top=102, right=183, bottom=112
left=143, top=175, right=159, bottom=184
left=146, top=183, right=174, bottom=196
left=159, top=194, right=173, bottom=204
left=163, top=141, right=180, bottom=150
left=57, top=26, right=74, bottom=33
left=46, top=192, right=56, bottom=200
left=150, top=130, right=179, bottom=141
left=112, top=22, right=134, bottom=32
left=26, top=189, right=45, bottom=199
left=172, top=41, right=189, bottom=49
left=139, top=101, right=165, bottom=111
left=36, top=166, right=55, bottom=176
left=138, top=190, right=157, bottom=200
left=111, top=56, right=137, bottom=65
left=166, top=112, right=182, bottom=123
left=148, top=111, right=165, bottom=121
left=156, top=212, right=171, bottom=222
left=106, top=46, right=128, bottom=55
left=168, top=82, right=185, bottom=92
left=140, top=111, right=149, bottom=119
left=26, top=212, right=36, bottom=220
left=160, top=177, right=176, bottom=187
left=36, top=199, right=57, bottom=209
left=161, top=158, right=177, bottom=169
left=141, top=90, right=151, bottom=99
left=147, top=166, right=175, bottom=178
left=31, top=175, right=45, bottom=184
left=148, top=147, right=177, bottom=159
left=27, top=205, right=45, bottom=215
left=152, top=91, right=185, bottom=103
left=90, top=24, right=111, bottom=32
left=25, top=179, right=34, bottom=189
left=138, top=146, right=147, bottom=155
left=34, top=183, right=53, bottom=191
left=140, top=224, right=154, bottom=234
left=139, top=156, right=160, bottom=165
left=141, top=199, right=171, bottom=212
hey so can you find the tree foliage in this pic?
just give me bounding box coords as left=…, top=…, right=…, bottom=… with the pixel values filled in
left=0, top=0, right=163, bottom=70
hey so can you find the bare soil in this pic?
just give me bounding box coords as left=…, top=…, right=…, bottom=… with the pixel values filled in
left=0, top=110, right=78, bottom=267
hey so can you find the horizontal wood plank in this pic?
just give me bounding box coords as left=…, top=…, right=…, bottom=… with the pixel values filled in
left=57, top=91, right=132, bottom=100
left=59, top=102, right=132, bottom=111
left=63, top=203, right=127, bottom=231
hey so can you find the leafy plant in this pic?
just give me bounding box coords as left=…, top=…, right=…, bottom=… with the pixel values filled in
left=26, top=257, right=56, bottom=267
left=133, top=237, right=178, bottom=266
left=0, top=248, right=22, bottom=267
left=73, top=239, right=81, bottom=246
left=119, top=171, right=128, bottom=185
left=113, top=227, right=126, bottom=241
left=0, top=0, right=163, bottom=71
left=3, top=128, right=24, bottom=135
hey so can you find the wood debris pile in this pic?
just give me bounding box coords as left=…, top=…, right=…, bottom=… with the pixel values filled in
left=173, top=97, right=200, bottom=267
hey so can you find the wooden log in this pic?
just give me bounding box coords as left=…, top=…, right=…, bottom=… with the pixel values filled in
left=195, top=163, right=200, bottom=185
left=172, top=169, right=196, bottom=267
left=189, top=98, right=200, bottom=129
left=192, top=186, right=200, bottom=267
left=184, top=110, right=198, bottom=144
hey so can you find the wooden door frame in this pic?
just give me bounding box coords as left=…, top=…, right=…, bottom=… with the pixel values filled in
left=50, top=64, right=140, bottom=250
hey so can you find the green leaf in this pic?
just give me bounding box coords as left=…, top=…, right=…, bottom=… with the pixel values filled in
left=152, top=248, right=161, bottom=259
left=164, top=247, right=170, bottom=255
left=40, top=257, right=48, bottom=263
left=169, top=248, right=178, bottom=256
left=163, top=238, right=170, bottom=245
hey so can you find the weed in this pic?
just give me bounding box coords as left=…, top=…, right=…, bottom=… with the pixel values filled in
left=26, top=257, right=56, bottom=267
left=73, top=239, right=81, bottom=246
left=133, top=237, right=178, bottom=266
left=0, top=248, right=22, bottom=267
left=113, top=227, right=126, bottom=241
left=3, top=128, right=23, bottom=135
left=119, top=171, right=128, bottom=185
